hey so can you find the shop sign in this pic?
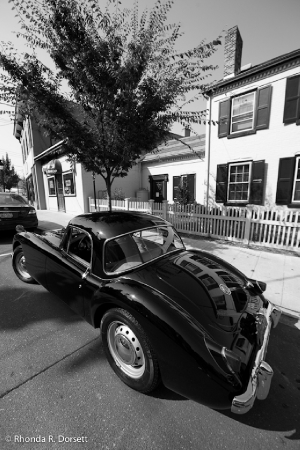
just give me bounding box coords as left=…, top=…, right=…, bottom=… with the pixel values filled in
left=44, top=159, right=62, bottom=175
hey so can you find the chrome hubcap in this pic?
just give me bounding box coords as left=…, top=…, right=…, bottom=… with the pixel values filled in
left=16, top=253, right=31, bottom=279
left=107, top=321, right=145, bottom=378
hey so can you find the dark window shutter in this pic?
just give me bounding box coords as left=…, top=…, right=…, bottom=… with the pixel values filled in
left=216, top=164, right=228, bottom=203
left=173, top=176, right=181, bottom=201
left=275, top=157, right=295, bottom=204
left=283, top=76, right=300, bottom=124
left=218, top=99, right=230, bottom=138
left=256, top=86, right=272, bottom=130
left=187, top=174, right=195, bottom=203
left=249, top=160, right=265, bottom=205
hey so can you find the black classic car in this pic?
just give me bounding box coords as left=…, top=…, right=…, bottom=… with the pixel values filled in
left=12, top=211, right=281, bottom=414
left=0, top=192, right=38, bottom=231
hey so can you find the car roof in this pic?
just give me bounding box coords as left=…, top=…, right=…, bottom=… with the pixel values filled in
left=69, top=211, right=168, bottom=240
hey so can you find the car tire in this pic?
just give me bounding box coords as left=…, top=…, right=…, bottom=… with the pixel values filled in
left=101, top=308, right=160, bottom=393
left=12, top=245, right=37, bottom=284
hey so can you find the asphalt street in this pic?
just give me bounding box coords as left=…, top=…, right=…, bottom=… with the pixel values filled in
left=0, top=231, right=300, bottom=450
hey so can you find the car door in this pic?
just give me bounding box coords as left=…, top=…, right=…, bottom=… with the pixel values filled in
left=45, top=226, right=93, bottom=317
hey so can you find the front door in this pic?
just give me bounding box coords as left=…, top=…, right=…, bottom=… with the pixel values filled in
left=149, top=174, right=168, bottom=202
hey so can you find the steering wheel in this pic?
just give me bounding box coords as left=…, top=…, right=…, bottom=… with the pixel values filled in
left=78, top=236, right=89, bottom=251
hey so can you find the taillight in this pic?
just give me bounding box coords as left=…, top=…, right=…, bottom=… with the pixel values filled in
left=221, top=347, right=242, bottom=374
left=28, top=209, right=36, bottom=215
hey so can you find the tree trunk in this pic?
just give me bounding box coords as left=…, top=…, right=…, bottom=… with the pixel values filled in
left=105, top=177, right=112, bottom=212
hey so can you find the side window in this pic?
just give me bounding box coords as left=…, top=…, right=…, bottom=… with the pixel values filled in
left=67, top=227, right=92, bottom=265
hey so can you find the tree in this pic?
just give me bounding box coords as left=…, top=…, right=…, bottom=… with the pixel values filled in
left=0, top=153, right=20, bottom=191
left=0, top=0, right=221, bottom=210
left=176, top=178, right=191, bottom=206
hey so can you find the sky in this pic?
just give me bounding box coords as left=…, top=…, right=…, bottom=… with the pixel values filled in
left=0, top=0, right=300, bottom=175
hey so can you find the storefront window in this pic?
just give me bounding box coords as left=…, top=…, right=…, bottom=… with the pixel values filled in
left=63, top=172, right=75, bottom=196
left=48, top=176, right=56, bottom=196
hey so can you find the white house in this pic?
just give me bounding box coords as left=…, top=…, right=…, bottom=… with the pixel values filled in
left=204, top=26, right=300, bottom=209
left=92, top=131, right=206, bottom=204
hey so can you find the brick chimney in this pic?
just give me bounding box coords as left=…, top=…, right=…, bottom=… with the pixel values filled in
left=224, top=26, right=243, bottom=79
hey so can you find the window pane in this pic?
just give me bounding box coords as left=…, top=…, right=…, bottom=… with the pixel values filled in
left=231, top=92, right=255, bottom=133
left=232, top=93, right=255, bottom=116
left=228, top=164, right=250, bottom=201
left=68, top=229, right=92, bottom=264
left=63, top=172, right=75, bottom=195
left=293, top=181, right=300, bottom=201
left=232, top=119, right=253, bottom=132
left=48, top=177, right=56, bottom=195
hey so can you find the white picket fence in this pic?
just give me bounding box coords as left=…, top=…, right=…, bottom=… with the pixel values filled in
left=88, top=198, right=300, bottom=253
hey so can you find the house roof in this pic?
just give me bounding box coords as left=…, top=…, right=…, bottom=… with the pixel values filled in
left=206, top=48, right=300, bottom=96
left=142, top=134, right=205, bottom=163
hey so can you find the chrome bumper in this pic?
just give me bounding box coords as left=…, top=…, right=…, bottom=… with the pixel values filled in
left=231, top=302, right=281, bottom=414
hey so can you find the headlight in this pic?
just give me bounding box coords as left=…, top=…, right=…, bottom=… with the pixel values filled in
left=28, top=209, right=36, bottom=215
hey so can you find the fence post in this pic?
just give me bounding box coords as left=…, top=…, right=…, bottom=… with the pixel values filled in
left=149, top=199, right=154, bottom=214
left=243, top=208, right=252, bottom=244
left=125, top=198, right=130, bottom=211
left=162, top=200, right=168, bottom=220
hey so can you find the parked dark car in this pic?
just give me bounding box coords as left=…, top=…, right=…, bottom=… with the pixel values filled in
left=12, top=212, right=281, bottom=414
left=0, top=192, right=38, bottom=231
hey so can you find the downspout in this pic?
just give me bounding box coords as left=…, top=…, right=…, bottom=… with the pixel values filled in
left=206, top=94, right=212, bottom=208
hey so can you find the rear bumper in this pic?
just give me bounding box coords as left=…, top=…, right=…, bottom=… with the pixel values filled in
left=231, top=302, right=281, bottom=414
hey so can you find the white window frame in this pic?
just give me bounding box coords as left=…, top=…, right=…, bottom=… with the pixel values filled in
left=291, top=156, right=300, bottom=203
left=227, top=162, right=252, bottom=203
left=62, top=171, right=76, bottom=196
left=230, top=91, right=256, bottom=134
left=47, top=176, right=56, bottom=196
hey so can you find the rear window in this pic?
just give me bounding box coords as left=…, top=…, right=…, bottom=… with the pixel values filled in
left=0, top=194, right=28, bottom=205
left=104, top=226, right=184, bottom=274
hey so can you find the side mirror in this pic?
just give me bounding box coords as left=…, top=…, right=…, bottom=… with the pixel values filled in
left=16, top=225, right=26, bottom=233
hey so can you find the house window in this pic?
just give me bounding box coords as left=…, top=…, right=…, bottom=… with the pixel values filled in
left=216, top=160, right=265, bottom=206
left=228, top=163, right=251, bottom=202
left=283, top=75, right=300, bottom=125
left=218, top=85, right=272, bottom=138
left=48, top=176, right=56, bottom=196
left=173, top=174, right=195, bottom=203
left=63, top=172, right=75, bottom=196
left=231, top=92, right=255, bottom=133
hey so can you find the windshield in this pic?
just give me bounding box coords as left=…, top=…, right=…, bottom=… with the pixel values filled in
left=104, top=226, right=184, bottom=274
left=0, top=194, right=28, bottom=205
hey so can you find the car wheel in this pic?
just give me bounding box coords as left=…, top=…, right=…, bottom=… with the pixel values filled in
left=101, top=308, right=160, bottom=393
left=12, top=246, right=37, bottom=284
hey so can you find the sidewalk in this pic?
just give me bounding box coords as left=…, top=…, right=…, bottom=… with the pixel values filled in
left=36, top=209, right=300, bottom=322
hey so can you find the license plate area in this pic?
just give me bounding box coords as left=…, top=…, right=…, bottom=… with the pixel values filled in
left=0, top=213, right=13, bottom=218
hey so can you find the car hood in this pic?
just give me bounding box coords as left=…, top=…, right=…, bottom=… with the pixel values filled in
left=127, top=250, right=256, bottom=342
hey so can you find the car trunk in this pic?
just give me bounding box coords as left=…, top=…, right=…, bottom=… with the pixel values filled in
left=131, top=250, right=264, bottom=368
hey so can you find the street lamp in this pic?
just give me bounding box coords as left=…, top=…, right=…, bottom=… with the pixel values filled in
left=0, top=159, right=3, bottom=192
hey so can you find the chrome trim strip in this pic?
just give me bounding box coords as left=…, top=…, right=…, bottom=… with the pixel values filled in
left=231, top=302, right=281, bottom=414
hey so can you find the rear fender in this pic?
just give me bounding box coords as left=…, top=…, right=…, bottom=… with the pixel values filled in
left=91, top=279, right=239, bottom=409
